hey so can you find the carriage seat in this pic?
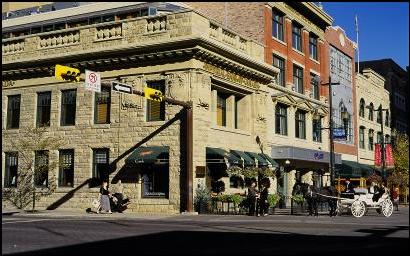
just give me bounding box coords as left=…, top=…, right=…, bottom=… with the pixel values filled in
left=354, top=188, right=368, bottom=195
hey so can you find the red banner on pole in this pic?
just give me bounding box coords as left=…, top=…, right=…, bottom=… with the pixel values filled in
left=374, top=144, right=382, bottom=167
left=385, top=144, right=394, bottom=168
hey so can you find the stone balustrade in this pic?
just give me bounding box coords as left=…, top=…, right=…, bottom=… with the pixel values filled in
left=39, top=31, right=80, bottom=48
left=95, top=24, right=122, bottom=41
left=146, top=16, right=167, bottom=33
left=2, top=40, right=25, bottom=54
left=2, top=11, right=264, bottom=63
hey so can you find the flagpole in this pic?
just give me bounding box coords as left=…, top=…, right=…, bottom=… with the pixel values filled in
left=356, top=15, right=359, bottom=72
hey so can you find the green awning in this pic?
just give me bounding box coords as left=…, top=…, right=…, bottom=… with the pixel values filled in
left=260, top=153, right=279, bottom=167
left=244, top=151, right=269, bottom=166
left=206, top=147, right=240, bottom=164
left=335, top=160, right=374, bottom=178
left=126, top=146, right=169, bottom=165
left=230, top=150, right=255, bottom=166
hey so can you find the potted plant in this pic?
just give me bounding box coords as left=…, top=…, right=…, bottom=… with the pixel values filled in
left=267, top=193, right=280, bottom=214
left=230, top=194, right=244, bottom=213
left=291, top=194, right=305, bottom=214
left=194, top=184, right=211, bottom=214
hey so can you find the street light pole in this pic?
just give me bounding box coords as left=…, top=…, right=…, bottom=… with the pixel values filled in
left=328, top=75, right=336, bottom=186
left=314, top=75, right=340, bottom=186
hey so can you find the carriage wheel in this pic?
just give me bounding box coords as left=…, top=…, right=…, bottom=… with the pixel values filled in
left=351, top=200, right=366, bottom=218
left=381, top=199, right=393, bottom=217
left=336, top=200, right=342, bottom=216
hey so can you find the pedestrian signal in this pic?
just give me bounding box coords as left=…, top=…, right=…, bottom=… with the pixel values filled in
left=55, top=64, right=81, bottom=82
left=144, top=87, right=163, bottom=102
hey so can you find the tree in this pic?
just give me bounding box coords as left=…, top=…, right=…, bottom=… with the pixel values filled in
left=3, top=126, right=65, bottom=211
left=389, top=131, right=409, bottom=192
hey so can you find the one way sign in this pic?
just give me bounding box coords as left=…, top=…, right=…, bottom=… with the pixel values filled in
left=112, top=81, right=133, bottom=94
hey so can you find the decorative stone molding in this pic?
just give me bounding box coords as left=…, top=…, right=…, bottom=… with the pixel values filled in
left=2, top=40, right=25, bottom=54
left=95, top=24, right=122, bottom=41
left=39, top=31, right=80, bottom=48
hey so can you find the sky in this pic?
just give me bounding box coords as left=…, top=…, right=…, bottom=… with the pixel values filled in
left=322, top=2, right=409, bottom=69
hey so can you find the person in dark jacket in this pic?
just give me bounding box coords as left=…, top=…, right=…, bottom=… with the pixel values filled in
left=247, top=180, right=259, bottom=216
left=258, top=178, right=270, bottom=216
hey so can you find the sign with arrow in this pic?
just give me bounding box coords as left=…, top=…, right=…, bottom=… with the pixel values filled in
left=112, top=81, right=133, bottom=94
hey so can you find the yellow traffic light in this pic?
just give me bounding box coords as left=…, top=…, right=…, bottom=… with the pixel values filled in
left=55, top=64, right=81, bottom=82
left=144, top=87, right=163, bottom=102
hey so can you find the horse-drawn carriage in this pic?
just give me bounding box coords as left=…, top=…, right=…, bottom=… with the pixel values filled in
left=292, top=183, right=393, bottom=218
left=337, top=188, right=393, bottom=218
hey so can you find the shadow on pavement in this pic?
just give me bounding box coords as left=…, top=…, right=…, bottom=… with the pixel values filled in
left=6, top=226, right=408, bottom=256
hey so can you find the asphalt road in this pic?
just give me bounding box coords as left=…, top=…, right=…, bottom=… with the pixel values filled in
left=2, top=208, right=409, bottom=256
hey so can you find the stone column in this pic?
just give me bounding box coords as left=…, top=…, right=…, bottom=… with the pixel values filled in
left=288, top=106, right=296, bottom=138
left=211, top=90, right=217, bottom=125
left=286, top=169, right=296, bottom=207
left=226, top=95, right=235, bottom=128
left=301, top=171, right=313, bottom=185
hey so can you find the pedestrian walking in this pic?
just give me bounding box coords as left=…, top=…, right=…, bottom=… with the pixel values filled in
left=247, top=180, right=259, bottom=216
left=98, top=181, right=112, bottom=214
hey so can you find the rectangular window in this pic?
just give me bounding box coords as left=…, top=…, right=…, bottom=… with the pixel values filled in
left=295, top=110, right=306, bottom=139
left=36, top=92, right=51, bottom=127
left=94, top=87, right=111, bottom=124
left=273, top=55, right=285, bottom=87
left=292, top=22, right=302, bottom=52
left=59, top=149, right=74, bottom=187
left=272, top=9, right=284, bottom=41
left=7, top=95, right=21, bottom=129
left=293, top=65, right=304, bottom=94
left=309, top=34, right=318, bottom=60
left=34, top=151, right=49, bottom=187
left=142, top=164, right=169, bottom=198
left=92, top=149, right=109, bottom=183
left=275, top=104, right=288, bottom=135
left=359, top=127, right=365, bottom=149
left=368, top=131, right=374, bottom=151
left=60, top=89, right=76, bottom=126
left=311, top=73, right=319, bottom=100
left=4, top=152, right=18, bottom=188
left=312, top=118, right=322, bottom=142
left=216, top=92, right=227, bottom=127
left=146, top=81, right=165, bottom=122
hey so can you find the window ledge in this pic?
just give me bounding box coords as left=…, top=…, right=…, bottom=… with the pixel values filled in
left=272, top=36, right=287, bottom=46
left=309, top=57, right=320, bottom=64
left=138, top=198, right=170, bottom=204
left=91, top=123, right=111, bottom=129
left=292, top=48, right=305, bottom=56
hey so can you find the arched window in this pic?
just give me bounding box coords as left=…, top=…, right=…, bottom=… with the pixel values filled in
left=385, top=110, right=390, bottom=127
left=376, top=105, right=382, bottom=124
left=359, top=98, right=365, bottom=118
left=368, top=103, right=374, bottom=121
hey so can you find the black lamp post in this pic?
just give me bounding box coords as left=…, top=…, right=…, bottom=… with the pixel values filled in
left=312, top=75, right=349, bottom=186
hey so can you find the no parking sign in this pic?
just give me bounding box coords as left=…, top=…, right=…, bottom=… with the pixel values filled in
left=85, top=70, right=101, bottom=92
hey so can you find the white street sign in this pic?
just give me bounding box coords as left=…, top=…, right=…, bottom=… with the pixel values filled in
left=112, top=81, right=133, bottom=94
left=85, top=70, right=101, bottom=92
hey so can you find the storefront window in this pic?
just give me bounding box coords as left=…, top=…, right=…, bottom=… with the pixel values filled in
left=34, top=150, right=49, bottom=187
left=142, top=164, right=168, bottom=198
left=4, top=152, right=18, bottom=188
left=59, top=149, right=74, bottom=187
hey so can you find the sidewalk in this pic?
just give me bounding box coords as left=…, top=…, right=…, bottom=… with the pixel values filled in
left=2, top=207, right=179, bottom=219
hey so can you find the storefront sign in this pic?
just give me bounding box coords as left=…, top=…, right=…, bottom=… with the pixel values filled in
left=203, top=63, right=259, bottom=89
left=121, top=100, right=141, bottom=110
left=314, top=152, right=324, bottom=160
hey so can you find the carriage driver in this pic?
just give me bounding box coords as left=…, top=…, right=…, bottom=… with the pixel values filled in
left=344, top=178, right=355, bottom=193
